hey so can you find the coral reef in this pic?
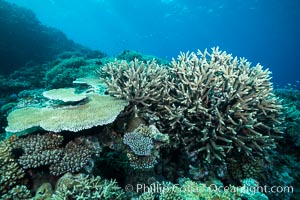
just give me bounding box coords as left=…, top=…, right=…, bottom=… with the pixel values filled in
left=0, top=55, right=106, bottom=100
left=269, top=84, right=300, bottom=199
left=276, top=86, right=300, bottom=146
left=116, top=50, right=169, bottom=65
left=1, top=48, right=297, bottom=199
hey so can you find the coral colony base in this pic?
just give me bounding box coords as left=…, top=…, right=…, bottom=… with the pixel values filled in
left=1, top=47, right=298, bottom=200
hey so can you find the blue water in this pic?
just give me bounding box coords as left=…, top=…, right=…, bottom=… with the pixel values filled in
left=7, top=0, right=300, bottom=86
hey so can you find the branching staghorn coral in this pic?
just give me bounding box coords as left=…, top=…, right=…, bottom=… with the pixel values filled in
left=154, top=47, right=283, bottom=162
left=51, top=173, right=125, bottom=200
left=98, top=58, right=169, bottom=115
left=100, top=47, right=283, bottom=163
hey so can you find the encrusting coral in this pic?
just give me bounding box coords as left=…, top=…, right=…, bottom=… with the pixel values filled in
left=99, top=47, right=284, bottom=163
left=123, top=130, right=153, bottom=156
left=123, top=124, right=169, bottom=170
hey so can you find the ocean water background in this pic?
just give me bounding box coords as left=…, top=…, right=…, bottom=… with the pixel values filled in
left=6, top=0, right=300, bottom=86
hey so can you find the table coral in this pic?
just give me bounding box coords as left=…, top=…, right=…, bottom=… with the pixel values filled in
left=6, top=94, right=128, bottom=134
